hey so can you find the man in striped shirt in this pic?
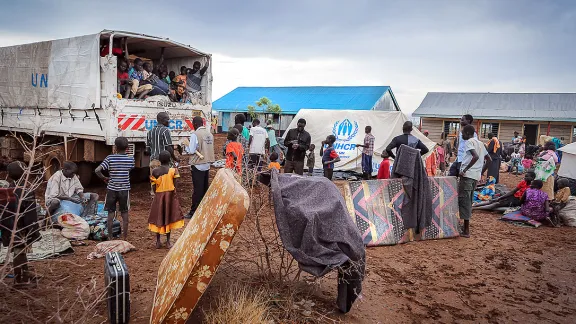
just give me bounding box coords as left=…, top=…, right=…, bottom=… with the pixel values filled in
left=146, top=112, right=179, bottom=194
left=357, top=126, right=375, bottom=180
left=95, top=137, right=135, bottom=240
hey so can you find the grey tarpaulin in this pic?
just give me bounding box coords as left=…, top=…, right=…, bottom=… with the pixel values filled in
left=391, top=144, right=433, bottom=233
left=270, top=170, right=365, bottom=313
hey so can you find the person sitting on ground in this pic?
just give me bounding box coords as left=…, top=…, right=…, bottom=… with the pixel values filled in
left=552, top=178, right=571, bottom=214
left=268, top=152, right=281, bottom=171
left=385, top=121, right=429, bottom=159
left=0, top=161, right=41, bottom=287
left=306, top=144, right=316, bottom=176
left=95, top=137, right=135, bottom=240
left=186, top=58, right=210, bottom=94
left=148, top=150, right=184, bottom=249
left=225, top=128, right=244, bottom=174
left=128, top=58, right=153, bottom=99
left=173, top=66, right=188, bottom=102
left=377, top=151, right=391, bottom=180
left=45, top=162, right=99, bottom=216
left=320, top=135, right=340, bottom=181
left=117, top=59, right=131, bottom=99
left=520, top=179, right=552, bottom=222
left=474, top=171, right=535, bottom=211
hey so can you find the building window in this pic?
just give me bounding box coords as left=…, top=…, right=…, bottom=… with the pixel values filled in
left=480, top=123, right=499, bottom=139
left=443, top=121, right=460, bottom=137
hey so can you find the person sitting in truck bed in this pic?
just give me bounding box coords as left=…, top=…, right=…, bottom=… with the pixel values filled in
left=45, top=162, right=99, bottom=218
left=117, top=59, right=131, bottom=99
left=173, top=66, right=188, bottom=102
left=128, top=58, right=153, bottom=99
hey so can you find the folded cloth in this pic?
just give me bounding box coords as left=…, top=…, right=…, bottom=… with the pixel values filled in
left=391, top=144, right=433, bottom=233
left=270, top=170, right=365, bottom=313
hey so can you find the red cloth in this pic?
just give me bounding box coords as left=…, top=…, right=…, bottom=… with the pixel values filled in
left=377, top=159, right=390, bottom=179
left=117, top=71, right=129, bottom=85
left=101, top=45, right=123, bottom=57
left=514, top=180, right=530, bottom=199
left=225, top=142, right=244, bottom=173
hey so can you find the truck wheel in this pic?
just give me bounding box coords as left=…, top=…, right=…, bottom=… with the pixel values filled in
left=77, top=162, right=94, bottom=188
left=43, top=151, right=64, bottom=181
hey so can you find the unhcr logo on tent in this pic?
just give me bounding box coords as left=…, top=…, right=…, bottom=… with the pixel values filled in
left=332, top=119, right=359, bottom=142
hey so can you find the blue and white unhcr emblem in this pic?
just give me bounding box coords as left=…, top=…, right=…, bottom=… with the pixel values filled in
left=332, top=119, right=359, bottom=141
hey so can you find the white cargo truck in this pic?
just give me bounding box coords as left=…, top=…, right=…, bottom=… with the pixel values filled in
left=0, top=30, right=212, bottom=185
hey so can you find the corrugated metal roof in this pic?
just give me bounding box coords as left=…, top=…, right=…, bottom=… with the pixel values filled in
left=413, top=92, right=576, bottom=122
left=213, top=86, right=395, bottom=114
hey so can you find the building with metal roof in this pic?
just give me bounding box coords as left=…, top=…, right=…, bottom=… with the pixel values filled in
left=413, top=92, right=576, bottom=145
left=213, top=86, right=400, bottom=132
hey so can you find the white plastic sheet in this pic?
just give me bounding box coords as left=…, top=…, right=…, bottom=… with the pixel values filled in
left=0, top=34, right=100, bottom=109
left=283, top=110, right=436, bottom=173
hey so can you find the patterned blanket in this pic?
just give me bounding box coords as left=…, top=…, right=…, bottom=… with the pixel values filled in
left=0, top=229, right=73, bottom=263
left=343, top=177, right=460, bottom=246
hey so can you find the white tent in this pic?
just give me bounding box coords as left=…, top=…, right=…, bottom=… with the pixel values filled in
left=283, top=110, right=436, bottom=174
left=559, top=143, right=576, bottom=179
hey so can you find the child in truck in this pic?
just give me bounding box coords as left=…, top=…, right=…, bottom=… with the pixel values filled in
left=117, top=59, right=131, bottom=99
left=173, top=66, right=188, bottom=102
left=95, top=137, right=135, bottom=240
left=128, top=58, right=152, bottom=99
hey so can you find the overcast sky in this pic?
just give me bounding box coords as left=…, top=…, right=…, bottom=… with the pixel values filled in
left=1, top=0, right=574, bottom=114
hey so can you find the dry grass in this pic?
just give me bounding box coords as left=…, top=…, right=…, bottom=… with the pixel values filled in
left=204, top=283, right=270, bottom=324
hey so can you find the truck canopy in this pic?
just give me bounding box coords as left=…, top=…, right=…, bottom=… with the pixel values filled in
left=0, top=30, right=210, bottom=110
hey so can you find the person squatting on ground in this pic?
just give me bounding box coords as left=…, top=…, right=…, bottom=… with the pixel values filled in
left=356, top=126, right=375, bottom=180
left=450, top=114, right=477, bottom=177
left=95, top=137, right=135, bottom=241
left=186, top=116, right=215, bottom=218
left=458, top=125, right=491, bottom=238
left=0, top=161, right=41, bottom=287
left=520, top=180, right=552, bottom=222
left=148, top=151, right=185, bottom=249
left=146, top=112, right=179, bottom=195
left=473, top=171, right=535, bottom=210
left=45, top=162, right=98, bottom=216
left=283, top=118, right=311, bottom=175
left=306, top=144, right=316, bottom=176
left=320, top=135, right=341, bottom=181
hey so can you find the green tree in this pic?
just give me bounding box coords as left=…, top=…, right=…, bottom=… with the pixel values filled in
left=247, top=97, right=281, bottom=120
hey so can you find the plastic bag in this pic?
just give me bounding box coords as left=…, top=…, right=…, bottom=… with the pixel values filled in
left=58, top=213, right=90, bottom=240
left=559, top=200, right=576, bottom=227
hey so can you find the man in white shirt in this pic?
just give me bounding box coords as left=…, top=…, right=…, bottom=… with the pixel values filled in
left=248, top=119, right=269, bottom=171
left=45, top=162, right=98, bottom=216
left=449, top=114, right=478, bottom=177
left=459, top=125, right=492, bottom=237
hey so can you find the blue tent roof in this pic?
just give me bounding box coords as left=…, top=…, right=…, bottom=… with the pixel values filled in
left=213, top=86, right=395, bottom=114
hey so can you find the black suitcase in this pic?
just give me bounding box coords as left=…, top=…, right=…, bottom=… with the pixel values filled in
left=104, top=252, right=130, bottom=324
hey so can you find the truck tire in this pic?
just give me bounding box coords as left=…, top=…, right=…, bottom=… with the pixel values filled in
left=77, top=162, right=94, bottom=188
left=43, top=151, right=65, bottom=182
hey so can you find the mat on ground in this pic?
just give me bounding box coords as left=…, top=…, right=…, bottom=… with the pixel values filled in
left=343, top=177, right=460, bottom=246
left=150, top=168, right=249, bottom=324
left=0, top=229, right=73, bottom=263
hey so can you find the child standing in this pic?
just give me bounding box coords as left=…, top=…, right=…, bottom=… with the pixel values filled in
left=377, top=151, right=391, bottom=180
left=225, top=128, right=244, bottom=174
left=95, top=137, right=135, bottom=240
left=459, top=125, right=491, bottom=237
left=0, top=162, right=41, bottom=287
left=520, top=180, right=551, bottom=222
left=510, top=149, right=521, bottom=174
left=148, top=151, right=184, bottom=249
left=268, top=152, right=281, bottom=171
left=306, top=144, right=316, bottom=176
left=320, top=135, right=340, bottom=180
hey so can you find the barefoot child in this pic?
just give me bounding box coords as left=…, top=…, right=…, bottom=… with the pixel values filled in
left=95, top=137, right=135, bottom=240
left=148, top=151, right=185, bottom=248
left=0, top=162, right=41, bottom=287
left=306, top=144, right=316, bottom=176
left=320, top=135, right=340, bottom=180
left=459, top=125, right=491, bottom=237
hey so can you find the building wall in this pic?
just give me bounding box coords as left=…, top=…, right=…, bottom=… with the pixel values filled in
left=420, top=118, right=444, bottom=143
left=498, top=122, right=523, bottom=142
left=540, top=123, right=572, bottom=142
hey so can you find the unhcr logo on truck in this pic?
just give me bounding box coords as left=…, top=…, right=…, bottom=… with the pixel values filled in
left=331, top=118, right=359, bottom=159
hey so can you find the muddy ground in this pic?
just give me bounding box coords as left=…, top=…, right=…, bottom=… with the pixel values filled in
left=1, top=134, right=576, bottom=323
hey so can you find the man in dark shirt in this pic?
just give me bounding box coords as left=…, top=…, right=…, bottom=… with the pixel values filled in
left=145, top=112, right=179, bottom=194
left=385, top=121, right=429, bottom=159
left=283, top=118, right=311, bottom=175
